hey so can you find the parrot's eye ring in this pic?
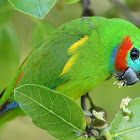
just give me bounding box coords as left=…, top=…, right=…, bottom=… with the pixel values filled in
left=130, top=48, right=139, bottom=60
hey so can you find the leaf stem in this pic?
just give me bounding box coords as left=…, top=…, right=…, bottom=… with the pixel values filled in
left=81, top=0, right=94, bottom=17
left=81, top=94, right=87, bottom=111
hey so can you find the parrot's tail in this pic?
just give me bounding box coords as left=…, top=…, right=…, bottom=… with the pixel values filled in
left=0, top=89, right=24, bottom=130
left=0, top=89, right=19, bottom=117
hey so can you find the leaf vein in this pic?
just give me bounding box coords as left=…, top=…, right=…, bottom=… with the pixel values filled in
left=33, top=112, right=50, bottom=118
left=113, top=126, right=140, bottom=137
left=17, top=90, right=82, bottom=132
left=62, top=95, right=71, bottom=123
left=36, top=0, right=42, bottom=18
left=36, top=87, right=42, bottom=104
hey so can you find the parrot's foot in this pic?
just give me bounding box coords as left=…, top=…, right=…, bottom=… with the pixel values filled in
left=81, top=93, right=97, bottom=112
left=81, top=93, right=108, bottom=139
left=82, top=126, right=107, bottom=140
left=81, top=93, right=107, bottom=121
left=81, top=94, right=87, bottom=111
left=82, top=110, right=108, bottom=139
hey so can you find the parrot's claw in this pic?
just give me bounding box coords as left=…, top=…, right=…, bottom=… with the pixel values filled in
left=83, top=110, right=108, bottom=139
left=81, top=93, right=108, bottom=139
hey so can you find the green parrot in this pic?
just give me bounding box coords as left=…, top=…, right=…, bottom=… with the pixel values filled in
left=0, top=16, right=140, bottom=126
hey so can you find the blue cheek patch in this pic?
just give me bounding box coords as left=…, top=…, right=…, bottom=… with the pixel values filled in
left=109, top=46, right=118, bottom=72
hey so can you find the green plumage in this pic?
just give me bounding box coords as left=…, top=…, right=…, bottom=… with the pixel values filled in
left=17, top=17, right=140, bottom=99
left=1, top=16, right=140, bottom=126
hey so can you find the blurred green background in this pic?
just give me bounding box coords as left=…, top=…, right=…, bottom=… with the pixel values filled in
left=1, top=0, right=140, bottom=139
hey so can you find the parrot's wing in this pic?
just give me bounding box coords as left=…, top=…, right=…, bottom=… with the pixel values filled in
left=0, top=17, right=101, bottom=106
left=17, top=17, right=96, bottom=89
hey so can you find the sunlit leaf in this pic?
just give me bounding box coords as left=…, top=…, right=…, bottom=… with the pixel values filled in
left=8, top=0, right=56, bottom=19
left=14, top=84, right=86, bottom=139
left=107, top=97, right=140, bottom=140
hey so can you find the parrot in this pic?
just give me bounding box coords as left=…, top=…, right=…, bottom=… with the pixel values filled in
left=0, top=16, right=140, bottom=127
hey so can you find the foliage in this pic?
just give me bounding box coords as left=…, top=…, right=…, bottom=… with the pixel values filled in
left=14, top=83, right=140, bottom=140
left=14, top=84, right=86, bottom=139
left=107, top=97, right=140, bottom=140
left=8, top=0, right=56, bottom=19
left=8, top=0, right=80, bottom=19
left=1, top=0, right=140, bottom=140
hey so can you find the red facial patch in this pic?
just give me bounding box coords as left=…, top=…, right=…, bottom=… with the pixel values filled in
left=115, top=36, right=133, bottom=71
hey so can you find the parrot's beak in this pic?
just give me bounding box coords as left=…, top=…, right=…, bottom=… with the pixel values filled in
left=114, top=68, right=140, bottom=86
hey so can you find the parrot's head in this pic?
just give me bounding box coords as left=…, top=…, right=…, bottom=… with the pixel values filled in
left=112, top=36, right=140, bottom=86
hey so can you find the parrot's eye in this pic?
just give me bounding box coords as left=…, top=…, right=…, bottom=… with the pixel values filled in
left=130, top=48, right=139, bottom=60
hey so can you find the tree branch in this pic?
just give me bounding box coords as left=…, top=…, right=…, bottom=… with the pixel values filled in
left=81, top=94, right=87, bottom=111
left=109, top=0, right=140, bottom=28
left=81, top=0, right=94, bottom=17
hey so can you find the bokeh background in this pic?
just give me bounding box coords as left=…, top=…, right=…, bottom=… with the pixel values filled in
left=1, top=0, right=140, bottom=139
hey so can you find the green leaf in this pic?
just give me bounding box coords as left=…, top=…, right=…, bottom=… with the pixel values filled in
left=31, top=20, right=55, bottom=48
left=107, top=97, right=140, bottom=140
left=8, top=0, right=56, bottom=19
left=0, top=22, right=20, bottom=92
left=63, top=0, right=80, bottom=4
left=14, top=84, right=86, bottom=139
